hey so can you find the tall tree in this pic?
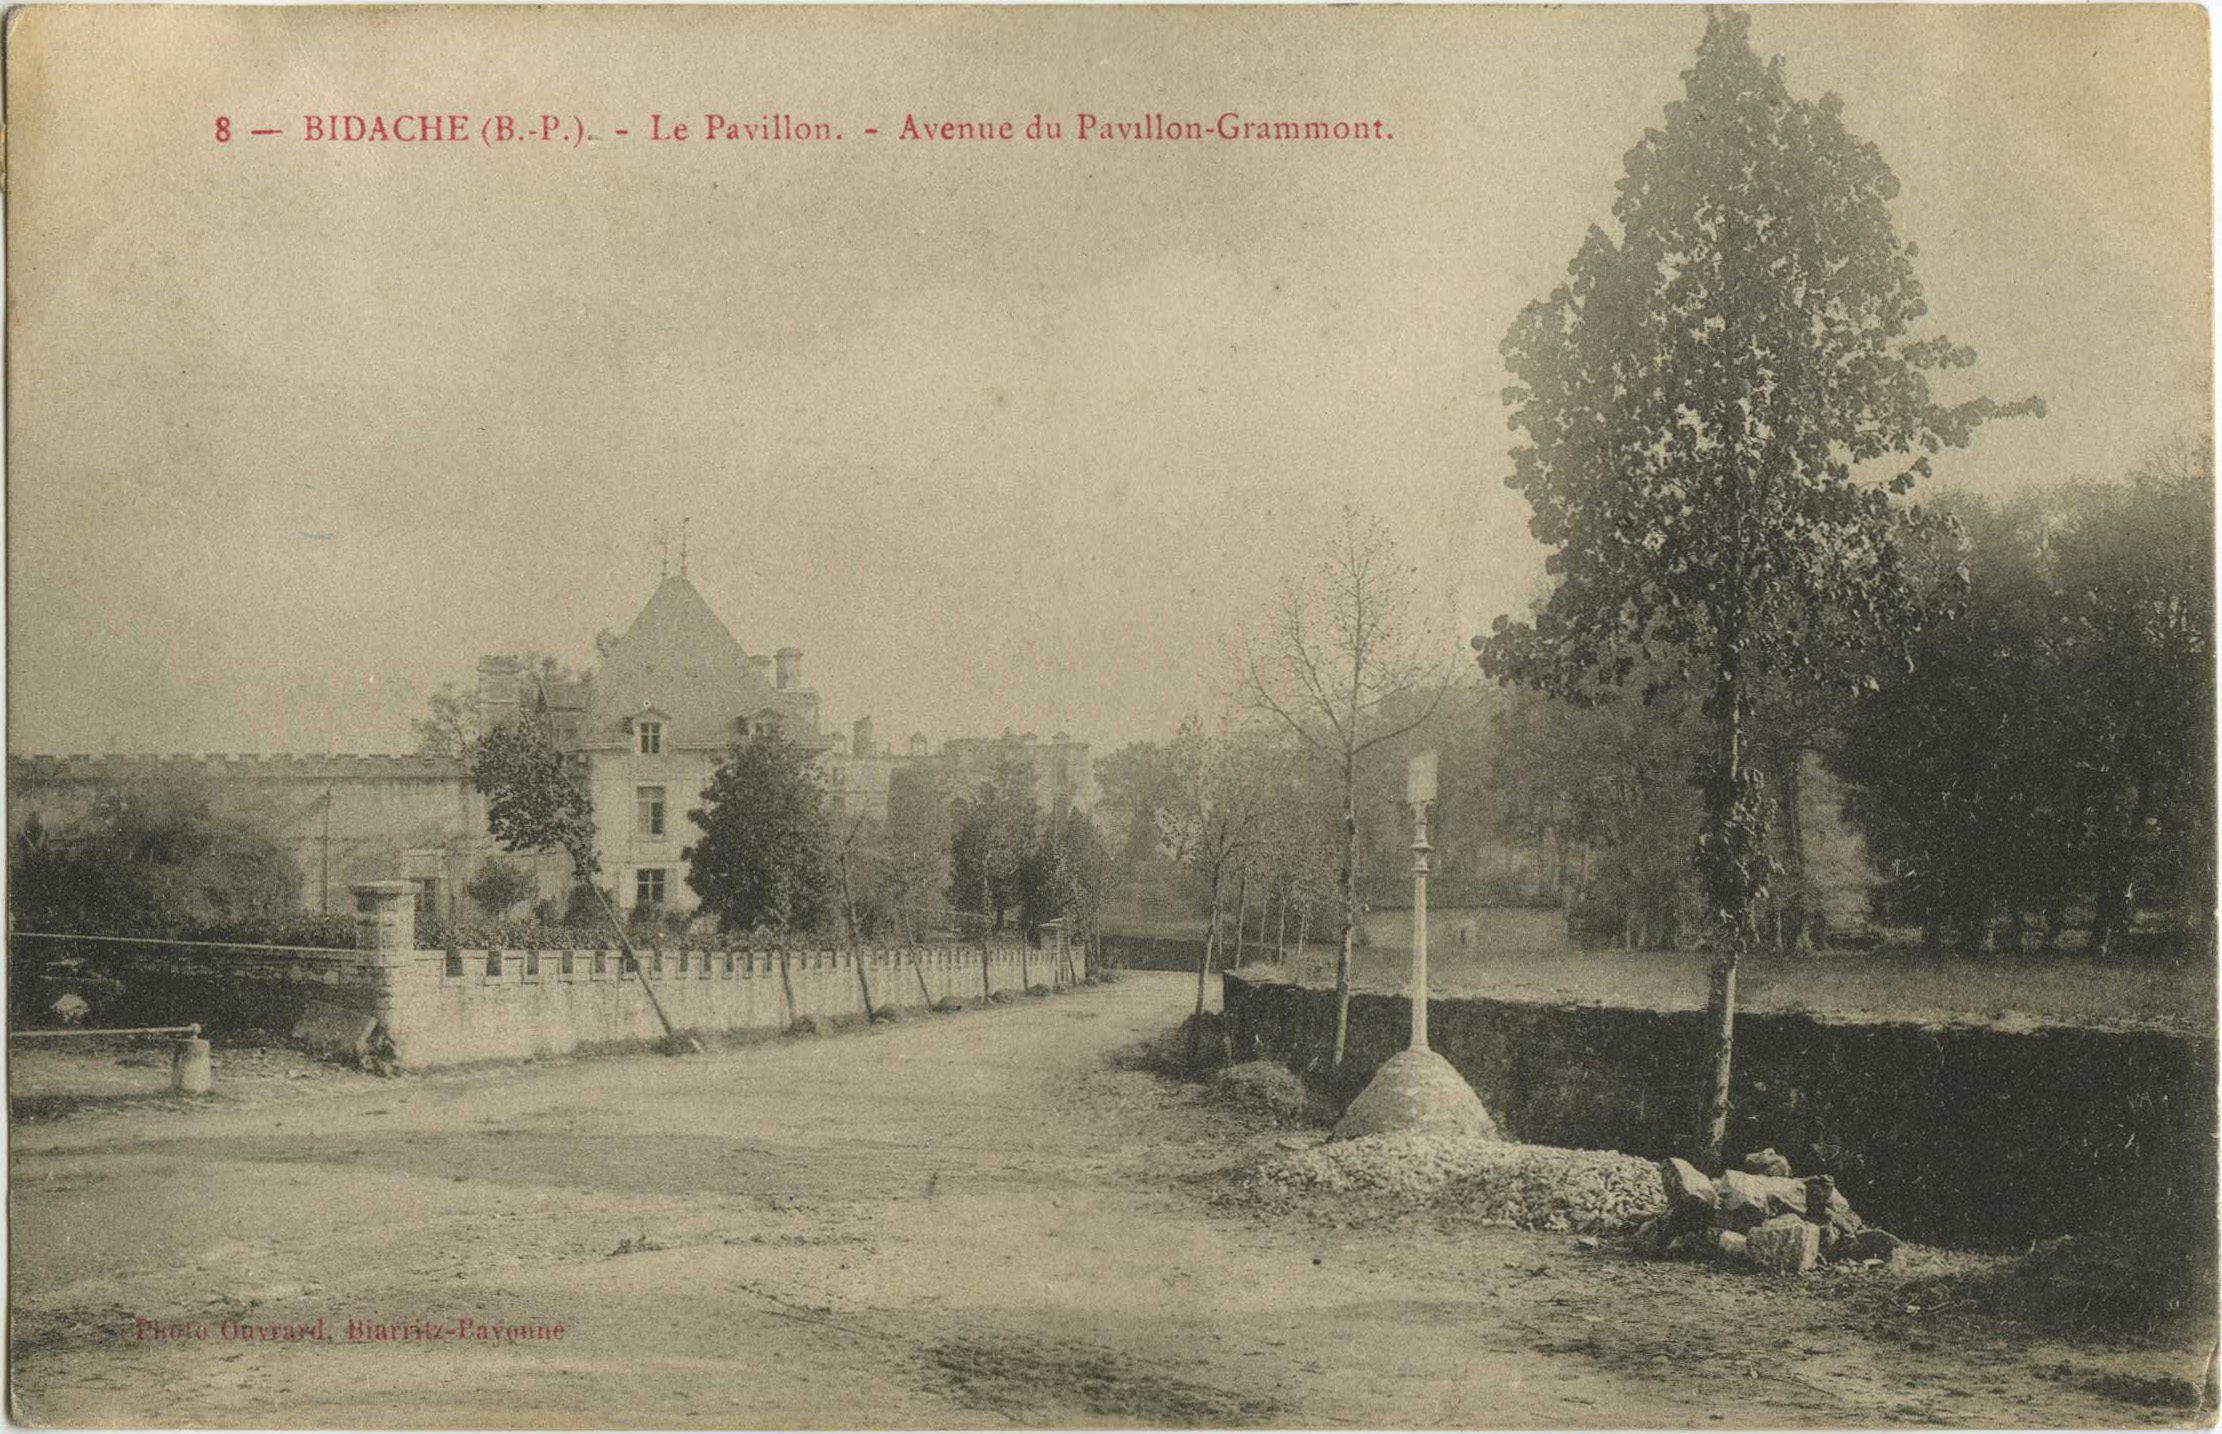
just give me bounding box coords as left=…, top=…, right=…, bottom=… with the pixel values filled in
left=1238, top=507, right=1451, bottom=1069
left=2051, top=441, right=2215, bottom=958
left=1024, top=808, right=1117, bottom=953
left=876, top=765, right=955, bottom=939
left=410, top=684, right=479, bottom=760
left=948, top=758, right=1040, bottom=932
left=1094, top=740, right=1178, bottom=866
left=471, top=705, right=599, bottom=882
left=1475, top=10, right=2039, bottom=1170
left=684, top=733, right=836, bottom=934
left=470, top=672, right=687, bottom=1045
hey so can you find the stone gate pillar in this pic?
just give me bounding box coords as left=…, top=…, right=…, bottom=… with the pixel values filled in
left=352, top=880, right=421, bottom=1066
left=353, top=880, right=421, bottom=952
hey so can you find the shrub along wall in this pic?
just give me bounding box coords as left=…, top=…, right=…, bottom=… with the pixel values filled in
left=1099, top=933, right=1209, bottom=972
left=1221, top=972, right=2217, bottom=1252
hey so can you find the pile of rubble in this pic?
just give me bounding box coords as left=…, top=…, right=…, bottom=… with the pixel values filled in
left=1233, top=1132, right=1660, bottom=1233
left=1631, top=1147, right=1904, bottom=1273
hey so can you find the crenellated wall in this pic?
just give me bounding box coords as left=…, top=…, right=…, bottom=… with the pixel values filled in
left=375, top=942, right=1051, bottom=1066
left=325, top=881, right=1064, bottom=1067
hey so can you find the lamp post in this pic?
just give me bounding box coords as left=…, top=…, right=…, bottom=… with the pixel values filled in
left=1327, top=749, right=1499, bottom=1142
left=1407, top=750, right=1437, bottom=1052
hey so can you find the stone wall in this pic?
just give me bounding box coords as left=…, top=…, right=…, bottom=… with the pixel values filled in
left=374, top=942, right=1051, bottom=1067
left=1220, top=970, right=2218, bottom=1251
left=336, top=882, right=1064, bottom=1068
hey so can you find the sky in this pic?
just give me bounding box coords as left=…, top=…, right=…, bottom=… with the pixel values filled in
left=6, top=5, right=2211, bottom=758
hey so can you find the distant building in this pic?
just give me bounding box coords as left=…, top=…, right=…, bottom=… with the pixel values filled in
left=935, top=729, right=1097, bottom=822
left=9, top=573, right=1093, bottom=920
left=479, top=574, right=839, bottom=916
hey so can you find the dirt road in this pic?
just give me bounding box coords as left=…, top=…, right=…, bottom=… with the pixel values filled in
left=9, top=974, right=2206, bottom=1427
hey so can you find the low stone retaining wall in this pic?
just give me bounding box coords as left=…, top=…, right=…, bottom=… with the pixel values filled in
left=1221, top=970, right=2218, bottom=1251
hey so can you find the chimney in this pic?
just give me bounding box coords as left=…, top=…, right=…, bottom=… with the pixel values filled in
left=852, top=715, right=876, bottom=760
left=476, top=655, right=523, bottom=732
left=909, top=732, right=928, bottom=758
left=775, top=647, right=802, bottom=691
left=749, top=654, right=773, bottom=679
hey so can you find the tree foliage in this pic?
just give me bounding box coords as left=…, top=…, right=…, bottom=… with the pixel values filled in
left=9, top=775, right=302, bottom=937
left=684, top=733, right=835, bottom=933
left=1482, top=11, right=2041, bottom=719
left=464, top=856, right=538, bottom=921
left=1023, top=809, right=1117, bottom=942
left=470, top=706, right=598, bottom=878
left=1095, top=740, right=1179, bottom=865
left=948, top=758, right=1040, bottom=932
left=873, top=765, right=956, bottom=937
left=1832, top=444, right=2215, bottom=957
left=411, top=684, right=479, bottom=760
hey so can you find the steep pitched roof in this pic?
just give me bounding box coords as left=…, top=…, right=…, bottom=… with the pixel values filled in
left=576, top=576, right=788, bottom=749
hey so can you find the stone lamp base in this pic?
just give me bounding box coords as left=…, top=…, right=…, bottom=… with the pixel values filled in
left=1332, top=1048, right=1500, bottom=1142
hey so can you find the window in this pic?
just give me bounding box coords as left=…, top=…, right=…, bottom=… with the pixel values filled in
left=636, top=868, right=666, bottom=908
left=636, top=785, right=667, bottom=838
left=637, top=722, right=662, bottom=755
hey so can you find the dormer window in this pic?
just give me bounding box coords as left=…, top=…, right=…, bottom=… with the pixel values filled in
left=637, top=721, right=663, bottom=756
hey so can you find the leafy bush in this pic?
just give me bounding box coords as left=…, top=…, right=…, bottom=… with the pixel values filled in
left=464, top=857, right=537, bottom=920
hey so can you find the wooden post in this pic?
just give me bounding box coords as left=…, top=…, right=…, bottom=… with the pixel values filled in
left=585, top=883, right=686, bottom=1045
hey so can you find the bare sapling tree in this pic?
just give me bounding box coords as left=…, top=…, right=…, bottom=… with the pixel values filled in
left=1238, top=507, right=1455, bottom=1069
left=1158, top=718, right=1288, bottom=1068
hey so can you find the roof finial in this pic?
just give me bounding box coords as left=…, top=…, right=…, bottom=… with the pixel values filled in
left=680, top=517, right=690, bottom=578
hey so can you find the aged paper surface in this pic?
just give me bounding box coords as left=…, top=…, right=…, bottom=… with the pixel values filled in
left=5, top=5, right=2214, bottom=1430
